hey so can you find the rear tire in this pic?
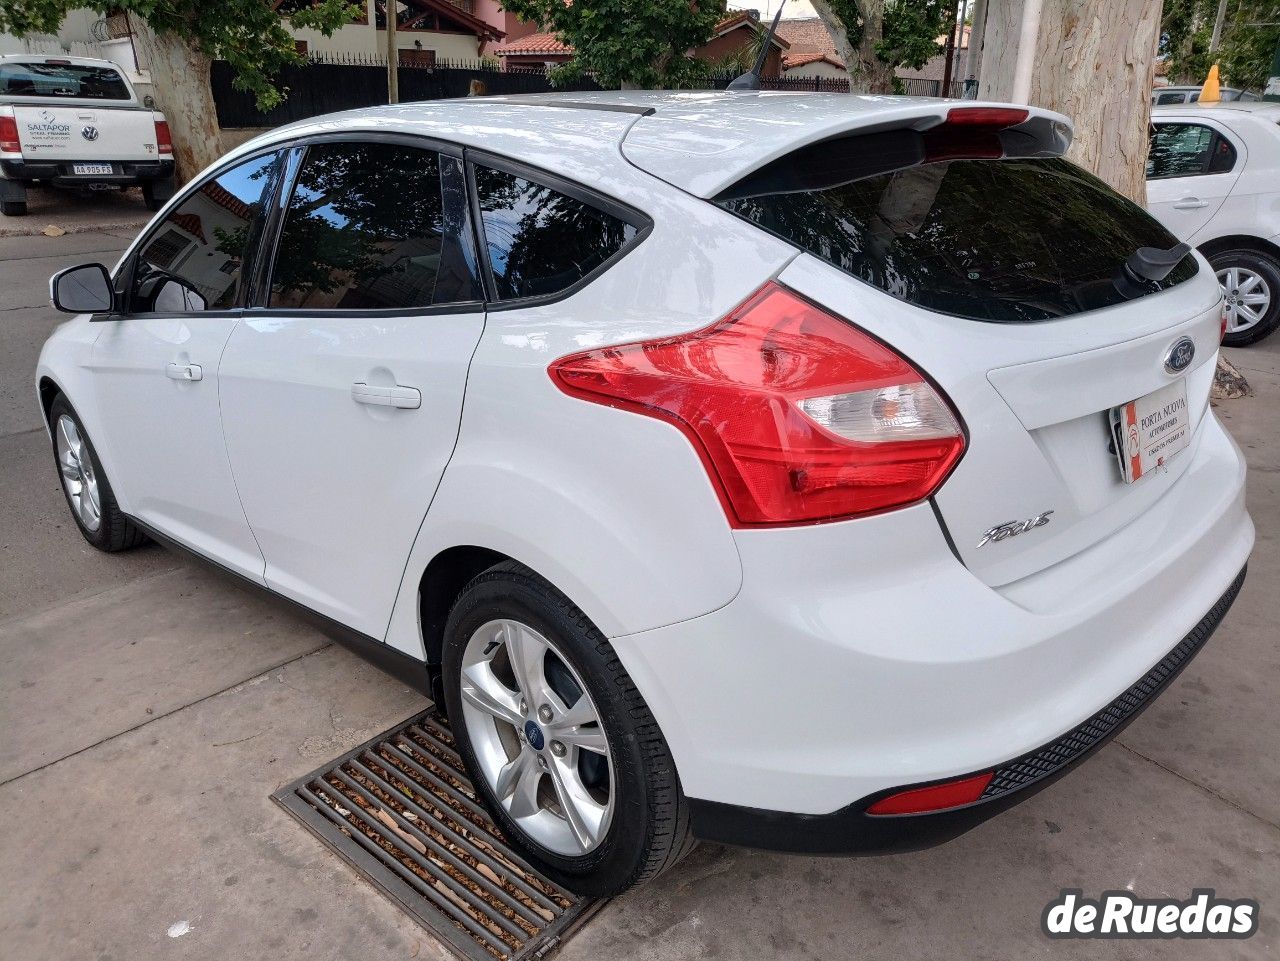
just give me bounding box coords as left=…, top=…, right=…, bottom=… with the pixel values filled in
left=142, top=179, right=172, bottom=213
left=1208, top=247, right=1280, bottom=347
left=442, top=561, right=693, bottom=897
left=1, top=199, right=27, bottom=216
left=48, top=395, right=147, bottom=552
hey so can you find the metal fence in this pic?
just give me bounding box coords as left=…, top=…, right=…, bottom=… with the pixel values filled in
left=211, top=55, right=601, bottom=128
left=211, top=54, right=966, bottom=129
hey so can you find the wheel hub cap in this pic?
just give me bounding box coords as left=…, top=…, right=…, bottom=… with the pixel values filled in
left=55, top=414, right=102, bottom=533
left=459, top=619, right=614, bottom=856
left=1216, top=265, right=1272, bottom=334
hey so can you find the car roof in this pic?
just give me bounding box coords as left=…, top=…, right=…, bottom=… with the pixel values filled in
left=0, top=53, right=126, bottom=69
left=234, top=90, right=1073, bottom=200
left=1153, top=101, right=1280, bottom=120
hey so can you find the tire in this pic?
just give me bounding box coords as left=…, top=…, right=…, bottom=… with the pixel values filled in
left=48, top=395, right=147, bottom=552
left=442, top=561, right=693, bottom=897
left=1, top=199, right=27, bottom=216
left=1208, top=247, right=1280, bottom=347
left=142, top=179, right=172, bottom=213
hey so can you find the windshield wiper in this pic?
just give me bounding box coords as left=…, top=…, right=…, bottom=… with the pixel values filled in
left=1112, top=242, right=1191, bottom=299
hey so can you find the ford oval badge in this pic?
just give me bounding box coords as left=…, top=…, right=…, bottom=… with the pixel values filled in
left=1164, top=336, right=1195, bottom=374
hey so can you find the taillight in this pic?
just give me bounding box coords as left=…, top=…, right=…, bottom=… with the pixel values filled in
left=865, top=771, right=993, bottom=816
left=0, top=114, right=20, bottom=153
left=154, top=119, right=173, bottom=155
left=549, top=283, right=966, bottom=527
left=924, top=106, right=1030, bottom=162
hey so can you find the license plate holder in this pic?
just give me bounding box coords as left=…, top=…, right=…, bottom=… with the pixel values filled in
left=72, top=163, right=114, bottom=176
left=1109, top=379, right=1192, bottom=484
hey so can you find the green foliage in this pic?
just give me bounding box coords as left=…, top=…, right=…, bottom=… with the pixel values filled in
left=0, top=0, right=361, bottom=110
left=1162, top=0, right=1280, bottom=91
left=825, top=0, right=952, bottom=72
left=498, top=0, right=725, bottom=89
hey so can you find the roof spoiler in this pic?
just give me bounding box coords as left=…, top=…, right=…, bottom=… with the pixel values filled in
left=715, top=105, right=1074, bottom=202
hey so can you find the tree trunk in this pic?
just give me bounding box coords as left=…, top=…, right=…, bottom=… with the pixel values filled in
left=977, top=0, right=1160, bottom=205
left=130, top=22, right=223, bottom=184
left=810, top=0, right=896, bottom=94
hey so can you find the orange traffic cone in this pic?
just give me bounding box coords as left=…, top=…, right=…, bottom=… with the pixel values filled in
left=1200, top=64, right=1222, bottom=103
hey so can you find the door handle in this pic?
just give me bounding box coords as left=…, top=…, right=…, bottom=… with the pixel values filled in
left=166, top=362, right=202, bottom=381
left=1172, top=198, right=1209, bottom=209
left=351, top=382, right=421, bottom=410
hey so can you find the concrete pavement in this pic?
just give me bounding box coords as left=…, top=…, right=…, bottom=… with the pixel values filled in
left=1, top=227, right=1277, bottom=959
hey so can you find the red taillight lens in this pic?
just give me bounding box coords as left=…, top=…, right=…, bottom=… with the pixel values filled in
left=550, top=283, right=966, bottom=527
left=154, top=119, right=173, bottom=155
left=0, top=114, right=20, bottom=153
left=923, top=106, right=1030, bottom=162
left=865, top=772, right=993, bottom=816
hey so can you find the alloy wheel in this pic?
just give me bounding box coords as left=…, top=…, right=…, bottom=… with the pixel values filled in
left=55, top=414, right=102, bottom=532
left=1217, top=265, right=1273, bottom=334
left=459, top=618, right=614, bottom=857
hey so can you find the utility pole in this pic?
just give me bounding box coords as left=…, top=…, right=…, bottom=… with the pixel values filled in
left=1208, top=0, right=1228, bottom=55
left=385, top=0, right=399, bottom=104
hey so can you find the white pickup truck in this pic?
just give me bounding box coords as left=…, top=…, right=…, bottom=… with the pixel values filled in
left=0, top=54, right=175, bottom=216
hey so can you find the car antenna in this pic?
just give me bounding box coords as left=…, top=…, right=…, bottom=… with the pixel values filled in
left=727, top=4, right=785, bottom=91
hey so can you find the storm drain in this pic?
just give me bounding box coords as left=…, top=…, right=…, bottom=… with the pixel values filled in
left=272, top=711, right=598, bottom=961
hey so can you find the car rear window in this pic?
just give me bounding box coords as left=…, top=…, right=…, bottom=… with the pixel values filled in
left=0, top=61, right=130, bottom=100
left=716, top=144, right=1197, bottom=323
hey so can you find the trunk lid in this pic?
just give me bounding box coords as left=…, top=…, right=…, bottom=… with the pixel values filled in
left=12, top=104, right=158, bottom=162
left=780, top=252, right=1224, bottom=587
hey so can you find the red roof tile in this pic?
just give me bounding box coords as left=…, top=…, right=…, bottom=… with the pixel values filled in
left=492, top=32, right=573, bottom=56
left=776, top=18, right=838, bottom=57
left=782, top=51, right=845, bottom=71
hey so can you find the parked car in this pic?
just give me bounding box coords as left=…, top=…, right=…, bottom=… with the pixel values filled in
left=37, top=93, right=1253, bottom=896
left=0, top=53, right=174, bottom=216
left=1151, top=85, right=1260, bottom=105
left=1147, top=101, right=1280, bottom=345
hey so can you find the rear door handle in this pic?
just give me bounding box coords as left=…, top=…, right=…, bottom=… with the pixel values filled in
left=166, top=362, right=202, bottom=381
left=351, top=382, right=421, bottom=410
left=1172, top=198, right=1209, bottom=209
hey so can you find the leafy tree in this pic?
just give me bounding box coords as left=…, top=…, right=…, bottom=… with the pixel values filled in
left=497, top=0, right=726, bottom=89
left=811, top=0, right=954, bottom=93
left=1162, top=0, right=1280, bottom=91
left=0, top=1, right=361, bottom=178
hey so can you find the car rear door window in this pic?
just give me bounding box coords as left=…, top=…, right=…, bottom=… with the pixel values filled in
left=472, top=164, right=639, bottom=301
left=1147, top=123, right=1236, bottom=178
left=268, top=141, right=480, bottom=310
left=0, top=61, right=130, bottom=100
left=718, top=142, right=1196, bottom=323
left=130, top=151, right=280, bottom=313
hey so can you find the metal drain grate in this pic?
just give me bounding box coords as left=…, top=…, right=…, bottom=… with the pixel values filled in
left=273, top=710, right=598, bottom=961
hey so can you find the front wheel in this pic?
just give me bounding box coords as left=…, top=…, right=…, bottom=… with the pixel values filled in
left=48, top=395, right=147, bottom=552
left=1211, top=248, right=1280, bottom=347
left=1, top=199, right=27, bottom=216
left=442, top=561, right=693, bottom=897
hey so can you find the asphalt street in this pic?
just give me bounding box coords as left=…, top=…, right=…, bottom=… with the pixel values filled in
left=1, top=224, right=1277, bottom=960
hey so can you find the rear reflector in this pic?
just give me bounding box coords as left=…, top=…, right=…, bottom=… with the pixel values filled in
left=865, top=772, right=994, bottom=816
left=550, top=283, right=965, bottom=527
left=154, top=119, right=173, bottom=155
left=0, top=114, right=20, bottom=153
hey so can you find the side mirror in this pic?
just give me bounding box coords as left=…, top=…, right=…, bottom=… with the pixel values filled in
left=50, top=263, right=116, bottom=314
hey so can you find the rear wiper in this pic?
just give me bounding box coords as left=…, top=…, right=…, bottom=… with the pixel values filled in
left=1112, top=242, right=1191, bottom=299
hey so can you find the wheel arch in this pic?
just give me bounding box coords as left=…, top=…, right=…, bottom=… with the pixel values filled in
left=418, top=545, right=512, bottom=667
left=38, top=375, right=63, bottom=430
left=1197, top=233, right=1280, bottom=262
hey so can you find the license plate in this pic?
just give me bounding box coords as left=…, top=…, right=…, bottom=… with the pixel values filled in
left=1109, top=379, right=1191, bottom=484
left=72, top=163, right=113, bottom=175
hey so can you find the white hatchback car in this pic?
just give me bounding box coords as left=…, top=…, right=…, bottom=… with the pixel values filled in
left=1148, top=101, right=1280, bottom=345
left=37, top=92, right=1253, bottom=896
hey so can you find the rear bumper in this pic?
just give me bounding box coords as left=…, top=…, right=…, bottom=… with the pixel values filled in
left=686, top=566, right=1245, bottom=854
left=610, top=408, right=1253, bottom=844
left=1, top=158, right=173, bottom=185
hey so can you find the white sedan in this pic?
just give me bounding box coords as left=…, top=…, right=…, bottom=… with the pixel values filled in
left=1148, top=101, right=1280, bottom=345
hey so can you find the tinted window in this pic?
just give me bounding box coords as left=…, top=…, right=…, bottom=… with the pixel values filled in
left=1147, top=123, right=1223, bottom=178
left=473, top=165, right=638, bottom=300
left=1155, top=92, right=1186, bottom=105
left=130, top=153, right=279, bottom=313
left=0, top=61, right=130, bottom=100
left=269, top=142, right=479, bottom=310
left=719, top=154, right=1195, bottom=323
